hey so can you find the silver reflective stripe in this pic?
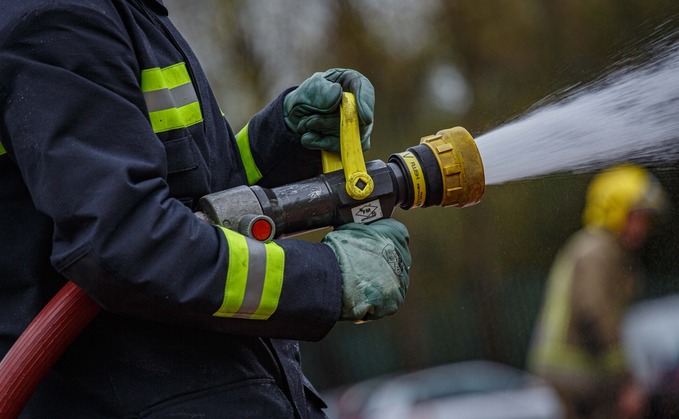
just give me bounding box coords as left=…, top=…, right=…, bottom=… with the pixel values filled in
left=233, top=239, right=268, bottom=318
left=143, top=82, right=198, bottom=112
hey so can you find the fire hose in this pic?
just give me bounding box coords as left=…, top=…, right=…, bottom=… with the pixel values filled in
left=0, top=93, right=485, bottom=418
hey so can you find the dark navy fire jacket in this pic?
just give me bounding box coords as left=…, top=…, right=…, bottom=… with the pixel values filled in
left=0, top=0, right=341, bottom=417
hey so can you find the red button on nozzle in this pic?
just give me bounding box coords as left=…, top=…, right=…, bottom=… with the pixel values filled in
left=251, top=218, right=273, bottom=242
left=238, top=214, right=276, bottom=242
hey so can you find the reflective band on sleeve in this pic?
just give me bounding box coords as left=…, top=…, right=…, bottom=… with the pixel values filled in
left=141, top=62, right=191, bottom=91
left=235, top=124, right=263, bottom=185
left=144, top=83, right=197, bottom=111
left=148, top=102, right=202, bottom=133
left=141, top=62, right=203, bottom=133
left=213, top=227, right=284, bottom=320
left=0, top=141, right=5, bottom=156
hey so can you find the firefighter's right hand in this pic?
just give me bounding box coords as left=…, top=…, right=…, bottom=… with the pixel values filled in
left=283, top=68, right=374, bottom=153
left=322, top=219, right=411, bottom=322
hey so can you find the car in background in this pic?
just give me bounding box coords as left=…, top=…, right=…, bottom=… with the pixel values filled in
left=623, top=295, right=679, bottom=418
left=322, top=360, right=564, bottom=419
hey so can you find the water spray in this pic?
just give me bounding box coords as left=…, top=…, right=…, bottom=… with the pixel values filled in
left=477, top=32, right=679, bottom=185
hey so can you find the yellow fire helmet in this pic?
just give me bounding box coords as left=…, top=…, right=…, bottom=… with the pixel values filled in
left=582, top=163, right=667, bottom=234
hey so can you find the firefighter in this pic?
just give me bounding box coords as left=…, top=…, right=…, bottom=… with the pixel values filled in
left=527, top=164, right=667, bottom=419
left=0, top=1, right=411, bottom=417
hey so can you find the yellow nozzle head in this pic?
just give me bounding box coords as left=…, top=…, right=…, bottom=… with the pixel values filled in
left=390, top=126, right=485, bottom=209
left=419, top=127, right=485, bottom=208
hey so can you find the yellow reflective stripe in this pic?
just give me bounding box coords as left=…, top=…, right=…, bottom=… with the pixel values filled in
left=141, top=62, right=202, bottom=133
left=235, top=124, right=263, bottom=185
left=160, top=62, right=193, bottom=88
left=0, top=141, right=5, bottom=156
left=531, top=341, right=626, bottom=375
left=141, top=67, right=166, bottom=91
left=148, top=102, right=203, bottom=133
left=528, top=253, right=627, bottom=375
left=214, top=227, right=285, bottom=320
left=215, top=228, right=249, bottom=317
left=141, top=62, right=191, bottom=91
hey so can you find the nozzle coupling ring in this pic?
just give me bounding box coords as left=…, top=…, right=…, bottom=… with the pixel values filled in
left=389, top=127, right=485, bottom=209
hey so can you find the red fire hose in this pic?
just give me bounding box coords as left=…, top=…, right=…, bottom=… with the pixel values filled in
left=0, top=281, right=100, bottom=419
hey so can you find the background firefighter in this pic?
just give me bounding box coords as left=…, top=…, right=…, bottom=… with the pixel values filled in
left=527, top=163, right=668, bottom=419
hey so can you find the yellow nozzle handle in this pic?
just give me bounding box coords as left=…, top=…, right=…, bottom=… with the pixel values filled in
left=321, top=92, right=374, bottom=200
left=321, top=149, right=342, bottom=174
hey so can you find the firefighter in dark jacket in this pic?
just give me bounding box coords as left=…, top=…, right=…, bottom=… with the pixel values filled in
left=0, top=1, right=411, bottom=417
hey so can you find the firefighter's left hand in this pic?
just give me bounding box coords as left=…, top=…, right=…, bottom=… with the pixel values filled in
left=283, top=68, right=374, bottom=153
left=322, top=219, right=410, bottom=322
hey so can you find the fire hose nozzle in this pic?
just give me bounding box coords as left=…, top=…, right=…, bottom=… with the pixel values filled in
left=389, top=126, right=485, bottom=209
left=197, top=126, right=485, bottom=240
left=421, top=126, right=485, bottom=207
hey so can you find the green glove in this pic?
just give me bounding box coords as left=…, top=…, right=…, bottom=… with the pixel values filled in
left=322, top=218, right=411, bottom=321
left=283, top=68, right=374, bottom=153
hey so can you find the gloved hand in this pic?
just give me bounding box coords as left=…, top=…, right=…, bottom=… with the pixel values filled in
left=283, top=68, right=375, bottom=153
left=322, top=219, right=411, bottom=321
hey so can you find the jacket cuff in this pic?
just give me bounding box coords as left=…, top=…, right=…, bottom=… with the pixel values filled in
left=247, top=89, right=323, bottom=187
left=272, top=239, right=343, bottom=341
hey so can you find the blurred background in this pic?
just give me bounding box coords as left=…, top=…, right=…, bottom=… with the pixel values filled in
left=164, top=0, right=679, bottom=412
